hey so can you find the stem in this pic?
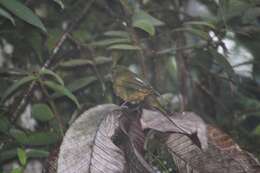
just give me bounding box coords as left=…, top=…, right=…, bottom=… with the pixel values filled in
left=118, top=1, right=148, bottom=78
left=10, top=0, right=96, bottom=122
left=172, top=0, right=189, bottom=111
left=38, top=80, right=64, bottom=136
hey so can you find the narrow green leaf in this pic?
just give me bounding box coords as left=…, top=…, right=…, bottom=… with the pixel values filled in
left=53, top=0, right=64, bottom=9
left=59, top=57, right=112, bottom=68
left=104, top=30, right=130, bottom=38
left=0, top=7, right=15, bottom=25
left=47, top=29, right=62, bottom=51
left=40, top=69, right=64, bottom=85
left=43, top=81, right=80, bottom=108
left=51, top=76, right=97, bottom=99
left=11, top=167, right=22, bottom=173
left=91, top=38, right=131, bottom=47
left=59, top=59, right=93, bottom=67
left=26, top=149, right=49, bottom=158
left=10, top=129, right=59, bottom=146
left=72, top=30, right=91, bottom=43
left=254, top=125, right=260, bottom=135
left=28, top=31, right=43, bottom=63
left=17, top=148, right=27, bottom=166
left=133, top=19, right=155, bottom=36
left=0, top=148, right=49, bottom=163
left=0, top=149, right=17, bottom=163
left=119, top=0, right=133, bottom=14
left=184, top=21, right=216, bottom=29
left=0, top=115, right=11, bottom=133
left=0, top=0, right=47, bottom=32
left=66, top=76, right=97, bottom=93
left=173, top=27, right=209, bottom=40
left=31, top=104, right=54, bottom=122
left=107, top=44, right=141, bottom=50
left=209, top=48, right=236, bottom=80
left=132, top=9, right=164, bottom=26
left=0, top=75, right=36, bottom=103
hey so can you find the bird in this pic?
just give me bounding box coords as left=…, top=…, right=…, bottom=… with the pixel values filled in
left=112, top=65, right=188, bottom=133
left=112, top=65, right=158, bottom=103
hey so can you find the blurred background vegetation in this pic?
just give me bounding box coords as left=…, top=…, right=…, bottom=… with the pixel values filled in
left=0, top=0, right=260, bottom=172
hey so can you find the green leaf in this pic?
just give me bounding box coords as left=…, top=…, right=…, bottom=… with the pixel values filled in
left=59, top=57, right=112, bottom=68
left=254, top=125, right=260, bottom=135
left=72, top=30, right=91, bottom=43
left=104, top=30, right=130, bottom=38
left=53, top=0, right=64, bottom=9
left=0, top=75, right=36, bottom=103
left=31, top=104, right=54, bottom=122
left=0, top=7, right=15, bottom=25
left=91, top=38, right=131, bottom=47
left=0, top=148, right=49, bottom=163
left=66, top=76, right=97, bottom=93
left=0, top=115, right=11, bottom=133
left=242, top=7, right=260, bottom=25
left=28, top=30, right=43, bottom=63
left=10, top=129, right=59, bottom=146
left=11, top=167, right=22, bottom=173
left=39, top=69, right=64, bottom=85
left=46, top=29, right=62, bottom=51
left=59, top=59, right=92, bottom=67
left=173, top=27, right=209, bottom=40
left=26, top=149, right=49, bottom=158
left=184, top=21, right=216, bottom=29
left=51, top=76, right=97, bottom=99
left=107, top=44, right=141, bottom=50
left=43, top=81, right=80, bottom=108
left=209, top=48, right=236, bottom=80
left=0, top=0, right=47, bottom=32
left=132, top=9, right=164, bottom=26
left=218, top=0, right=251, bottom=22
left=133, top=19, right=155, bottom=36
left=17, top=148, right=27, bottom=166
left=119, top=0, right=133, bottom=13
left=0, top=149, right=17, bottom=163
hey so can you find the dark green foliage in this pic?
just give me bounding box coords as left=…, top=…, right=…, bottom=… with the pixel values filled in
left=0, top=0, right=260, bottom=172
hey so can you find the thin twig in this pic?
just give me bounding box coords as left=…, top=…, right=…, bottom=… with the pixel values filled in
left=10, top=0, right=96, bottom=122
left=156, top=42, right=207, bottom=55
left=38, top=80, right=64, bottom=136
left=172, top=0, right=189, bottom=111
left=118, top=1, right=148, bottom=78
left=67, top=34, right=106, bottom=94
left=193, top=79, right=229, bottom=112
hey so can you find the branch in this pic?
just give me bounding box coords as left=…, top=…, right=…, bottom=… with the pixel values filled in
left=118, top=1, right=148, bottom=78
left=10, top=0, right=96, bottom=122
left=172, top=0, right=189, bottom=111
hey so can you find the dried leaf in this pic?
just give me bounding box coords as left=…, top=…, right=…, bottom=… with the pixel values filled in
left=142, top=110, right=260, bottom=172
left=57, top=104, right=126, bottom=173
left=141, top=110, right=208, bottom=150
left=119, top=109, right=155, bottom=173
left=165, top=125, right=260, bottom=173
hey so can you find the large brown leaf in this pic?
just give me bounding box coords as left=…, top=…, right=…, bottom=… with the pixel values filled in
left=141, top=110, right=260, bottom=173
left=57, top=104, right=126, bottom=173
left=166, top=126, right=260, bottom=173
left=141, top=109, right=208, bottom=150
left=119, top=109, right=155, bottom=173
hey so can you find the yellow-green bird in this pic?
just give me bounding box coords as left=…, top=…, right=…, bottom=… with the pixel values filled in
left=112, top=65, right=188, bottom=133
left=112, top=65, right=159, bottom=104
